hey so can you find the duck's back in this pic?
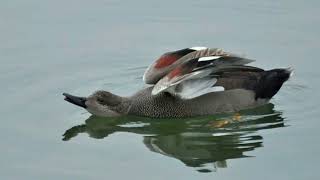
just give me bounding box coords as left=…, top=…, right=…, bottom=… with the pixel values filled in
left=128, top=68, right=291, bottom=118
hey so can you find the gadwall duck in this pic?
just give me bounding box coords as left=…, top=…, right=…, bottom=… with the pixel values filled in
left=63, top=47, right=292, bottom=118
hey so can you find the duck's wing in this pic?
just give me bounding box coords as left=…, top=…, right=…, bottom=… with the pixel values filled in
left=143, top=47, right=253, bottom=85
left=143, top=47, right=207, bottom=84
left=151, top=55, right=259, bottom=99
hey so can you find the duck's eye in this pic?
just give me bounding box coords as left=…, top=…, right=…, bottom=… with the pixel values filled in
left=96, top=93, right=121, bottom=106
left=97, top=97, right=108, bottom=105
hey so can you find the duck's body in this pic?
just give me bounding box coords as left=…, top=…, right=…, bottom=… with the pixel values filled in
left=63, top=47, right=292, bottom=118
left=127, top=87, right=266, bottom=118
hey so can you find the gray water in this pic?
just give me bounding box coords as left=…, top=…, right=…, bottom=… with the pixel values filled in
left=1, top=0, right=319, bottom=179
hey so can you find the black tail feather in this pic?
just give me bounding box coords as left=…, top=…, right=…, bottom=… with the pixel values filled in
left=255, top=68, right=292, bottom=99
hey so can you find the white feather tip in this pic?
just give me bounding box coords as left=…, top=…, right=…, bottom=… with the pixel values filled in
left=198, top=56, right=221, bottom=61
left=190, top=46, right=207, bottom=51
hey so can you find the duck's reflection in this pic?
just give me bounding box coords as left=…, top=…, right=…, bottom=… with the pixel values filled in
left=63, top=103, right=284, bottom=172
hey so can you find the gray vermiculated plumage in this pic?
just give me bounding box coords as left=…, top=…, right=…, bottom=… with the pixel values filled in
left=127, top=87, right=264, bottom=118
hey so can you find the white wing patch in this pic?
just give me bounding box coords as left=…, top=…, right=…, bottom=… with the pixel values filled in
left=190, top=46, right=207, bottom=51
left=180, top=86, right=224, bottom=99
left=198, top=56, right=221, bottom=61
left=209, top=86, right=225, bottom=92
left=173, top=78, right=224, bottom=99
left=152, top=76, right=225, bottom=99
left=151, top=69, right=212, bottom=96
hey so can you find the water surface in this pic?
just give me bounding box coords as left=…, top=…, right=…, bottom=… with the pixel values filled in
left=1, top=0, right=319, bottom=179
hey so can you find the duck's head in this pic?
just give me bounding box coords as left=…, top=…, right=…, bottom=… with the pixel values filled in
left=63, top=91, right=128, bottom=117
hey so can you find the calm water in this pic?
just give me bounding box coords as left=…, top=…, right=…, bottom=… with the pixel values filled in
left=1, top=0, right=319, bottom=179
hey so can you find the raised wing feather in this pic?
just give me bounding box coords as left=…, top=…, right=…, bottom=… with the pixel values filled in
left=143, top=47, right=206, bottom=84
left=143, top=47, right=254, bottom=85
left=151, top=55, right=257, bottom=99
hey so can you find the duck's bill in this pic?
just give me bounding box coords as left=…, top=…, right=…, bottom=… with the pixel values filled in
left=63, top=93, right=87, bottom=108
